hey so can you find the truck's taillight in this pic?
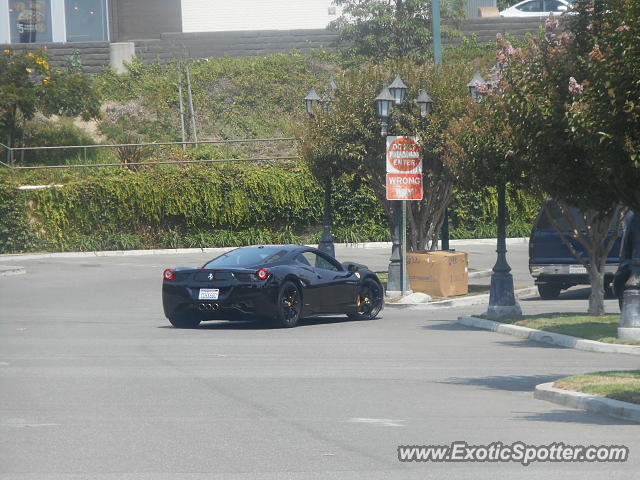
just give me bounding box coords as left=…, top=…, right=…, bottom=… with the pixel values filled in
left=256, top=268, right=270, bottom=280
left=163, top=269, right=174, bottom=280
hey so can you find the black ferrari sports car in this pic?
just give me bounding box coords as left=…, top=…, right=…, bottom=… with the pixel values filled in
left=162, top=245, right=385, bottom=328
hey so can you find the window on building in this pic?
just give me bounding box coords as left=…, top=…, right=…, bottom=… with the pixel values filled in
left=9, top=0, right=53, bottom=43
left=64, top=0, right=108, bottom=42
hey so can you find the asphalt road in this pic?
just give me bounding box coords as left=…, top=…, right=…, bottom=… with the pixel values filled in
left=1, top=243, right=637, bottom=479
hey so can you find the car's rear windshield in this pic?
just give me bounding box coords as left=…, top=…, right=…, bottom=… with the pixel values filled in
left=203, top=247, right=289, bottom=268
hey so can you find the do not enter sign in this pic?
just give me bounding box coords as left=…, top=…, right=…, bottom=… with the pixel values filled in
left=386, top=136, right=422, bottom=200
left=386, top=136, right=421, bottom=174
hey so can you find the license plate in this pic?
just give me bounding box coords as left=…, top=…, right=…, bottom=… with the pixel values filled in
left=569, top=265, right=587, bottom=274
left=198, top=288, right=219, bottom=300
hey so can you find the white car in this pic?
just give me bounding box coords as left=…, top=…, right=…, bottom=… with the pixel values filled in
left=500, top=0, right=572, bottom=17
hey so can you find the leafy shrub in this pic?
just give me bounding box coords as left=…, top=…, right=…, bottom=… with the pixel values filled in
left=1, top=166, right=540, bottom=253
left=0, top=176, right=37, bottom=253
left=21, top=119, right=97, bottom=166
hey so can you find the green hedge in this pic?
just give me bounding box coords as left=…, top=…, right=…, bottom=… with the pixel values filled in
left=0, top=166, right=539, bottom=253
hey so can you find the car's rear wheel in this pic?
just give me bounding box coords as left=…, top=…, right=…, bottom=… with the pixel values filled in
left=537, top=283, right=562, bottom=299
left=348, top=278, right=384, bottom=320
left=168, top=311, right=201, bottom=328
left=273, top=281, right=301, bottom=328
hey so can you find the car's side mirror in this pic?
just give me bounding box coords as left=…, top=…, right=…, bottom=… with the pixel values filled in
left=342, top=262, right=359, bottom=273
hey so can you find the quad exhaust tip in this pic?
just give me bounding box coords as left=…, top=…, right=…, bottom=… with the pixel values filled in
left=198, top=303, right=220, bottom=312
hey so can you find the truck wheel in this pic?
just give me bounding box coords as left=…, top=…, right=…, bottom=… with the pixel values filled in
left=537, top=283, right=562, bottom=299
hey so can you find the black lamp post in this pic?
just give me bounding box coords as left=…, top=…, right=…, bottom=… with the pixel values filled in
left=304, top=84, right=335, bottom=257
left=374, top=85, right=401, bottom=294
left=375, top=75, right=432, bottom=296
left=619, top=213, right=640, bottom=340
left=469, top=72, right=522, bottom=318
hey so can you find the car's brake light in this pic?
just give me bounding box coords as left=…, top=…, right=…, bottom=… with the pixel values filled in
left=256, top=268, right=270, bottom=280
left=163, top=269, right=174, bottom=280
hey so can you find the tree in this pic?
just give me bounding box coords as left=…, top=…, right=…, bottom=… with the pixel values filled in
left=299, top=58, right=473, bottom=251
left=446, top=32, right=627, bottom=315
left=562, top=0, right=640, bottom=213
left=329, top=0, right=466, bottom=62
left=500, top=11, right=634, bottom=315
left=0, top=49, right=100, bottom=158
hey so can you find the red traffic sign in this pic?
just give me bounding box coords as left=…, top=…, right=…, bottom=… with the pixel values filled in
left=386, top=173, right=423, bottom=201
left=386, top=136, right=421, bottom=174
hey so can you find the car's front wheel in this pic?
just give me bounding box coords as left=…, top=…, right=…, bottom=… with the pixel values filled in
left=273, top=281, right=302, bottom=328
left=348, top=278, right=384, bottom=320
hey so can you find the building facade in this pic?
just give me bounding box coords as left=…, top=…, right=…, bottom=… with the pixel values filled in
left=1, top=1, right=499, bottom=44
left=0, top=0, right=182, bottom=44
left=181, top=0, right=340, bottom=33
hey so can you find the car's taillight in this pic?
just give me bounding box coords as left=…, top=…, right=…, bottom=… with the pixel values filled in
left=256, top=268, right=270, bottom=280
left=163, top=269, right=174, bottom=280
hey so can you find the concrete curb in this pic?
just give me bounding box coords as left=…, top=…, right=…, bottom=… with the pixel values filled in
left=457, top=315, right=640, bottom=356
left=0, top=265, right=26, bottom=276
left=386, top=286, right=538, bottom=311
left=468, top=269, right=493, bottom=280
left=0, top=247, right=231, bottom=262
left=535, top=382, right=640, bottom=424
left=0, top=238, right=530, bottom=262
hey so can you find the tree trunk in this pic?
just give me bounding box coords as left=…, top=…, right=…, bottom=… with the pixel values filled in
left=541, top=199, right=627, bottom=316
left=588, top=264, right=606, bottom=316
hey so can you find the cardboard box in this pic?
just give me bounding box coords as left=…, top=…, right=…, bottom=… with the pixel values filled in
left=406, top=251, right=468, bottom=298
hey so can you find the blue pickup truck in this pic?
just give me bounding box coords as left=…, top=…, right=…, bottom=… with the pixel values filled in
left=529, top=203, right=627, bottom=299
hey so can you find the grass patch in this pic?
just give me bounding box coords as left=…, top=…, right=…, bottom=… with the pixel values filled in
left=554, top=371, right=640, bottom=405
left=489, top=312, right=640, bottom=346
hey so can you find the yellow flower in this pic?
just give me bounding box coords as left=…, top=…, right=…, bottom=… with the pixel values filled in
left=3, top=49, right=11, bottom=54
left=26, top=67, right=32, bottom=73
left=42, top=77, right=50, bottom=85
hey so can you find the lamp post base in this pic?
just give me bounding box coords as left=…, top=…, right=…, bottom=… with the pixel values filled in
left=317, top=231, right=335, bottom=258
left=485, top=272, right=522, bottom=319
left=486, top=303, right=522, bottom=319
left=618, top=288, right=640, bottom=340
left=386, top=261, right=402, bottom=298
left=618, top=327, right=640, bottom=341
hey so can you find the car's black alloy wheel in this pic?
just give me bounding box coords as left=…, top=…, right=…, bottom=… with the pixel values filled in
left=349, top=278, right=383, bottom=320
left=274, top=281, right=301, bottom=327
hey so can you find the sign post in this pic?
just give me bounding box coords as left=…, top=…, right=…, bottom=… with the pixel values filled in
left=386, top=136, right=422, bottom=296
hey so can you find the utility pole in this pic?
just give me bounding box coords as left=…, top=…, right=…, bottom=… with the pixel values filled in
left=177, top=64, right=187, bottom=150
left=432, top=0, right=449, bottom=250
left=184, top=65, right=198, bottom=145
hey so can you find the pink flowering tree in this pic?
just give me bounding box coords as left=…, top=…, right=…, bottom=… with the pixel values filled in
left=563, top=0, right=640, bottom=213
left=446, top=22, right=628, bottom=314
left=493, top=3, right=637, bottom=315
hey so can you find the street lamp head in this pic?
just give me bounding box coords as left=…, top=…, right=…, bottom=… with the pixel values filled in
left=467, top=72, right=486, bottom=104
left=304, top=87, right=322, bottom=115
left=374, top=86, right=394, bottom=120
left=388, top=74, right=408, bottom=105
left=320, top=95, right=332, bottom=114
left=416, top=89, right=434, bottom=117
left=326, top=75, right=338, bottom=94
